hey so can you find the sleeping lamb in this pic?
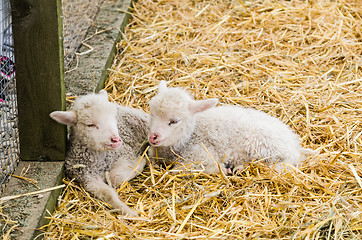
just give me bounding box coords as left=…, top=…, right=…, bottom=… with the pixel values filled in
left=148, top=81, right=313, bottom=174
left=50, top=90, right=149, bottom=216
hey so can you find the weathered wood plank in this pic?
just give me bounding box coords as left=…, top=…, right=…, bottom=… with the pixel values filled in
left=1, top=161, right=65, bottom=239
left=96, top=0, right=133, bottom=92
left=11, top=0, right=66, bottom=161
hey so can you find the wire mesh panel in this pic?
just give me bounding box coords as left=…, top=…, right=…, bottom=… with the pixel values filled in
left=0, top=0, right=105, bottom=194
left=62, top=0, right=105, bottom=70
left=0, top=0, right=18, bottom=194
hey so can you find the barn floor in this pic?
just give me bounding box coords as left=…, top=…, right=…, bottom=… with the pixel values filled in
left=44, top=0, right=361, bottom=239
left=0, top=161, right=64, bottom=240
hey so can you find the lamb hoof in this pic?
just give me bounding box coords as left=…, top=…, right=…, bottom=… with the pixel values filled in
left=232, top=165, right=245, bottom=175
left=112, top=207, right=139, bottom=217
left=126, top=209, right=139, bottom=217
left=112, top=202, right=139, bottom=217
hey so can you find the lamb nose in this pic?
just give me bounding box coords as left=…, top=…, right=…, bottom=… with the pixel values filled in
left=150, top=133, right=158, bottom=141
left=111, top=137, right=120, bottom=143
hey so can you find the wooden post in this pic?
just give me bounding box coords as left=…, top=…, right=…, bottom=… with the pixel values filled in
left=11, top=0, right=66, bottom=161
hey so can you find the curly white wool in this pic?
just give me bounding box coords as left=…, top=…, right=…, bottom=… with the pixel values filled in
left=148, top=81, right=313, bottom=174
left=50, top=90, right=149, bottom=216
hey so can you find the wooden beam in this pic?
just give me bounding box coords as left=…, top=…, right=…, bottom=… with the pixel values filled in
left=96, top=0, right=133, bottom=92
left=11, top=0, right=66, bottom=161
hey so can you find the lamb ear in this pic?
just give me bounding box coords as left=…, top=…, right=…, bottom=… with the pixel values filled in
left=158, top=80, right=168, bottom=93
left=98, top=89, right=109, bottom=99
left=188, top=98, right=218, bottom=113
left=49, top=111, right=77, bottom=126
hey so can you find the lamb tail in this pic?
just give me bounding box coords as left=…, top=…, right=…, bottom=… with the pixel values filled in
left=301, top=148, right=319, bottom=160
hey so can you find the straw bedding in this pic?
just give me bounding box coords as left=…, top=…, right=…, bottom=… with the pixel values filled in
left=43, top=0, right=361, bottom=238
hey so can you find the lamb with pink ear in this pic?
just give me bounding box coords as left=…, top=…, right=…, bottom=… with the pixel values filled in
left=50, top=90, right=149, bottom=216
left=148, top=81, right=314, bottom=174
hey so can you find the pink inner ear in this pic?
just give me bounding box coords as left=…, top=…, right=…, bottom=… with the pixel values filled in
left=50, top=111, right=77, bottom=126
left=189, top=99, right=218, bottom=113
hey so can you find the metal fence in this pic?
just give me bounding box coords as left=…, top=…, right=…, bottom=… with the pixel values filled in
left=0, top=0, right=18, bottom=194
left=0, top=0, right=105, bottom=194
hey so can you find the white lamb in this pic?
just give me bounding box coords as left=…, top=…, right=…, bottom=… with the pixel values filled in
left=50, top=90, right=149, bottom=216
left=148, top=81, right=313, bottom=174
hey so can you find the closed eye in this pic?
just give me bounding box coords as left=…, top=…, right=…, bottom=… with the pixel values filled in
left=168, top=119, right=180, bottom=126
left=87, top=123, right=98, bottom=128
